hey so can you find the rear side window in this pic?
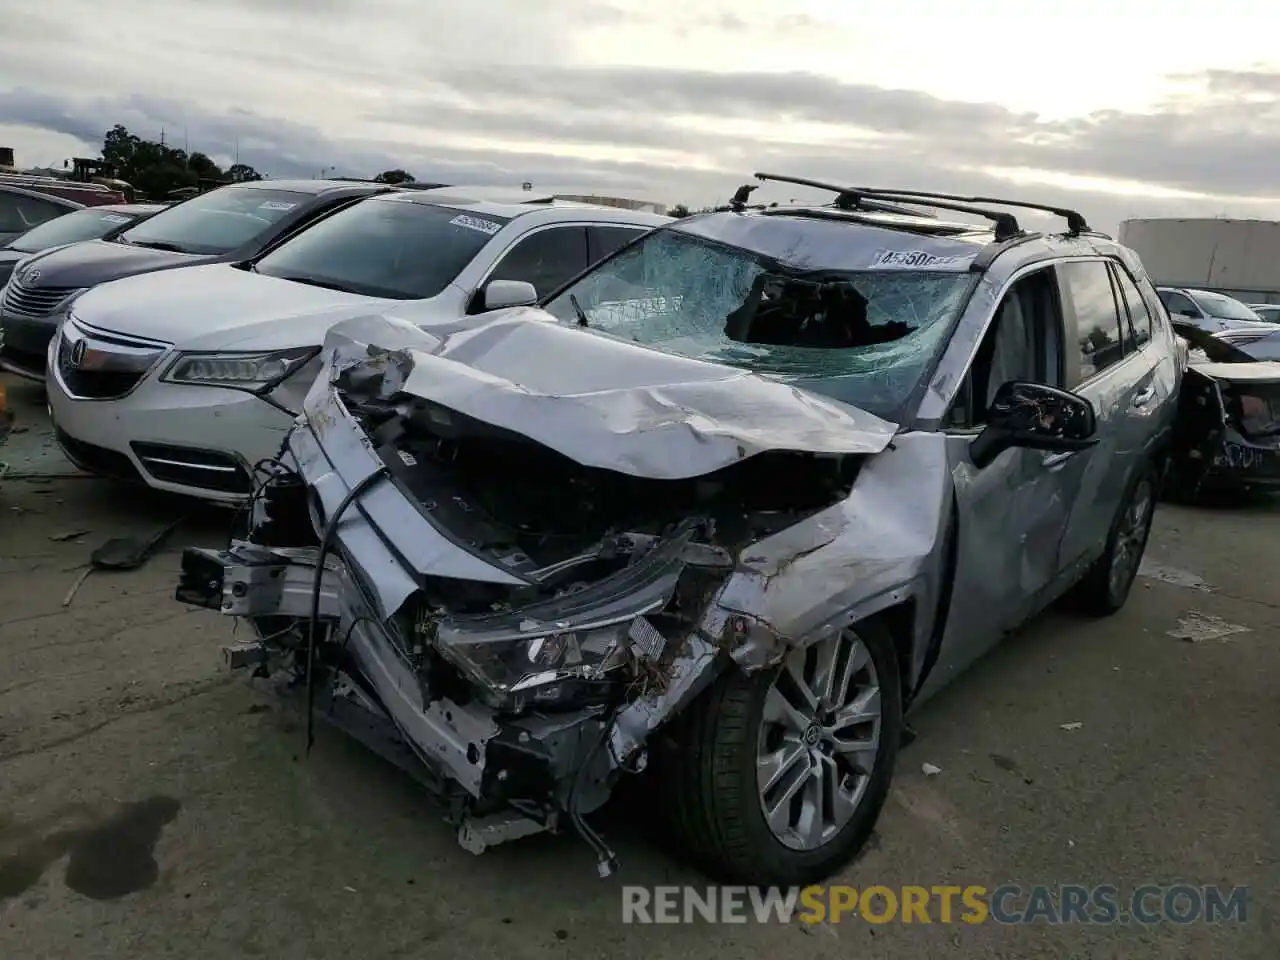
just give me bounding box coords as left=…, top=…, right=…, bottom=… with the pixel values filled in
left=587, top=225, right=645, bottom=263
left=1057, top=260, right=1128, bottom=384
left=1108, top=263, right=1152, bottom=348
left=1162, top=291, right=1199, bottom=318
left=0, top=192, right=69, bottom=235
left=488, top=226, right=589, bottom=298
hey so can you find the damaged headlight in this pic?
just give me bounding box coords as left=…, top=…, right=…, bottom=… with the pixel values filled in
left=432, top=614, right=665, bottom=709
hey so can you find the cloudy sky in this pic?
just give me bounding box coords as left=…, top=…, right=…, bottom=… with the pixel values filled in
left=3, top=0, right=1280, bottom=232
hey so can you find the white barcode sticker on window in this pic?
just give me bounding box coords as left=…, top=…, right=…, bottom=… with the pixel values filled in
left=259, top=200, right=298, bottom=212
left=100, top=214, right=132, bottom=225
left=450, top=214, right=503, bottom=236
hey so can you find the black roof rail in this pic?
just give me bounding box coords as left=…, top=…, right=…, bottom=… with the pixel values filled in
left=728, top=183, right=758, bottom=211
left=752, top=172, right=939, bottom=220
left=833, top=186, right=1090, bottom=235
left=754, top=172, right=1018, bottom=240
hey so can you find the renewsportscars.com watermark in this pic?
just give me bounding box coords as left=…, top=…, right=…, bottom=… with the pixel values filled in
left=621, top=884, right=1249, bottom=925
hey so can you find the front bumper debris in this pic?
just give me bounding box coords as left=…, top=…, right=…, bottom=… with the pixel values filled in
left=178, top=539, right=723, bottom=866
left=0, top=378, right=12, bottom=444
left=1172, top=365, right=1280, bottom=492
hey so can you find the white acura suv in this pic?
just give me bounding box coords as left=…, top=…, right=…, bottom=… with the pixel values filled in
left=46, top=188, right=669, bottom=503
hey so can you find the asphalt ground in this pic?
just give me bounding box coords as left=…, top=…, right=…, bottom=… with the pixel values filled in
left=1, top=373, right=1275, bottom=959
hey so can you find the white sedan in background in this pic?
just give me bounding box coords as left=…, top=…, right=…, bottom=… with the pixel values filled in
left=46, top=188, right=668, bottom=503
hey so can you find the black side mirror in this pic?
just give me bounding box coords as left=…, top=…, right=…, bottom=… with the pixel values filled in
left=969, top=381, right=1099, bottom=469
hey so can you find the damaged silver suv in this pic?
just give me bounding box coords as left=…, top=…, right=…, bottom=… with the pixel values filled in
left=176, top=173, right=1181, bottom=885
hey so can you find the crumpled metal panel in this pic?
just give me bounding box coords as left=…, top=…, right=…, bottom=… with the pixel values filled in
left=292, top=361, right=526, bottom=621
left=1188, top=360, right=1280, bottom=383
left=320, top=312, right=899, bottom=479
left=712, top=433, right=951, bottom=680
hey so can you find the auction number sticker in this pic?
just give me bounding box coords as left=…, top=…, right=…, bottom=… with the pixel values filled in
left=99, top=214, right=132, bottom=224
left=873, top=249, right=968, bottom=268
left=450, top=214, right=503, bottom=236
left=259, top=200, right=298, bottom=212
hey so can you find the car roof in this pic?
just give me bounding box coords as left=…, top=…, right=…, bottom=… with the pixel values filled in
left=1174, top=287, right=1230, bottom=298
left=89, top=203, right=168, bottom=215
left=667, top=197, right=1146, bottom=280
left=368, top=188, right=673, bottom=225
left=670, top=203, right=997, bottom=274
left=230, top=178, right=387, bottom=197
left=0, top=183, right=84, bottom=208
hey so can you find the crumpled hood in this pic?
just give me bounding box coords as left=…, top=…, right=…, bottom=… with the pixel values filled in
left=10, top=238, right=215, bottom=290
left=321, top=310, right=899, bottom=480
left=74, top=262, right=392, bottom=348
left=1188, top=359, right=1280, bottom=383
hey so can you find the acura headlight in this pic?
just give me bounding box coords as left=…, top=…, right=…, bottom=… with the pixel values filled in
left=161, top=346, right=320, bottom=393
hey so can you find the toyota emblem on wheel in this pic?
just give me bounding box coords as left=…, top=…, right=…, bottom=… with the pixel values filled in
left=69, top=339, right=87, bottom=368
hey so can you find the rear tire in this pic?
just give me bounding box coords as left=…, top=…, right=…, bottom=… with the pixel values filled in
left=1069, top=462, right=1157, bottom=616
left=657, top=620, right=902, bottom=886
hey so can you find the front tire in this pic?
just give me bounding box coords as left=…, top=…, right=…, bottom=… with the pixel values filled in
left=1069, top=462, right=1157, bottom=616
left=659, top=621, right=902, bottom=885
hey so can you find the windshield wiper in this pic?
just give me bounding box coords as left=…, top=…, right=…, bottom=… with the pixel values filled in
left=127, top=239, right=190, bottom=253
left=569, top=294, right=589, bottom=327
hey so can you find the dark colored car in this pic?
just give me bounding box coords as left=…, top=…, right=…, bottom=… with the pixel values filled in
left=0, top=185, right=84, bottom=246
left=1212, top=324, right=1280, bottom=362
left=0, top=173, right=128, bottom=207
left=1167, top=320, right=1280, bottom=498
left=0, top=203, right=166, bottom=287
left=0, top=180, right=391, bottom=380
left=0, top=377, right=11, bottom=444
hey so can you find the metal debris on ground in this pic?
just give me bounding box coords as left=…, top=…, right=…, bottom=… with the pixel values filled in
left=1137, top=560, right=1212, bottom=592
left=1167, top=611, right=1252, bottom=643
left=49, top=529, right=91, bottom=542
left=62, top=519, right=186, bottom=607
left=921, top=762, right=942, bottom=776
left=1059, top=721, right=1083, bottom=731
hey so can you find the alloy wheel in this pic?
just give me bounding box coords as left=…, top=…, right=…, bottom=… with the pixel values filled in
left=755, top=630, right=882, bottom=851
left=1109, top=478, right=1154, bottom=596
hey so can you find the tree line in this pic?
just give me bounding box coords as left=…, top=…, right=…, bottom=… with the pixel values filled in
left=95, top=125, right=417, bottom=199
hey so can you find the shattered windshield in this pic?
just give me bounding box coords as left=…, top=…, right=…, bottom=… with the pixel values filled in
left=542, top=228, right=977, bottom=419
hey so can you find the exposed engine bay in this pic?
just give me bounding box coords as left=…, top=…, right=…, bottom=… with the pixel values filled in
left=355, top=388, right=861, bottom=599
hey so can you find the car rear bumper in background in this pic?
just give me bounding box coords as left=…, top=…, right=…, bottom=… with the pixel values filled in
left=1197, top=434, right=1280, bottom=489
left=0, top=311, right=56, bottom=381
left=47, top=365, right=295, bottom=504
left=0, top=381, right=12, bottom=444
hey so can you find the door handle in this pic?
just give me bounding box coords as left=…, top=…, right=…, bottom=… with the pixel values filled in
left=1132, top=384, right=1157, bottom=408
left=1042, top=451, right=1076, bottom=469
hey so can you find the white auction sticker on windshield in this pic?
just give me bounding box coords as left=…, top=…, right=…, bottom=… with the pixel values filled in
left=99, top=214, right=132, bottom=224
left=873, top=249, right=968, bottom=269
left=259, top=200, right=298, bottom=212
left=449, top=214, right=503, bottom=236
